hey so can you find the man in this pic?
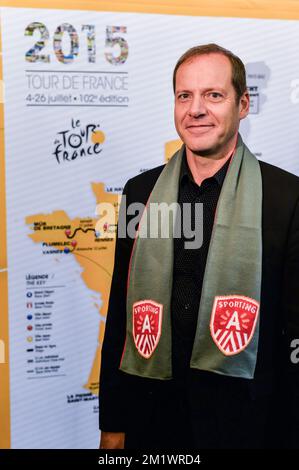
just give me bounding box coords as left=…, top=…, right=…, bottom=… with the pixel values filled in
left=99, top=44, right=299, bottom=449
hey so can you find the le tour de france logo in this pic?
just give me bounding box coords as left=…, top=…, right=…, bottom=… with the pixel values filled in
left=53, top=118, right=105, bottom=164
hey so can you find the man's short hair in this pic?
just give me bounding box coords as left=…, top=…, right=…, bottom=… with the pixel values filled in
left=173, top=43, right=247, bottom=102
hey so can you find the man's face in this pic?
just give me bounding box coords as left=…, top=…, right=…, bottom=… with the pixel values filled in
left=174, top=53, right=249, bottom=159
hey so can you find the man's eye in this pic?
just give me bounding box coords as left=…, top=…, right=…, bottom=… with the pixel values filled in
left=206, top=92, right=223, bottom=101
left=178, top=93, right=190, bottom=100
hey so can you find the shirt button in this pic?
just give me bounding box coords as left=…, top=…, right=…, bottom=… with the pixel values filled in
left=184, top=303, right=191, bottom=310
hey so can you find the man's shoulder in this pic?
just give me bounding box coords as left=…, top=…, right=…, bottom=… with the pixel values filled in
left=123, top=159, right=299, bottom=202
left=125, top=159, right=299, bottom=186
left=259, top=160, right=299, bottom=192
left=124, top=164, right=165, bottom=202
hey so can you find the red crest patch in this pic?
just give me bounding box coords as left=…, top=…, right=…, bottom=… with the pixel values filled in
left=210, top=295, right=259, bottom=356
left=133, top=300, right=163, bottom=359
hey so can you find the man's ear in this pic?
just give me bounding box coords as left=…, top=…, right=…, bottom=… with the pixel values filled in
left=239, top=91, right=250, bottom=120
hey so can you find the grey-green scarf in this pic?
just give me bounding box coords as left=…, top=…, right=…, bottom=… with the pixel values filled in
left=120, top=134, right=262, bottom=380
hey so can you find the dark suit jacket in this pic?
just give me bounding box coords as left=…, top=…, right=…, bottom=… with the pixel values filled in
left=99, top=160, right=299, bottom=448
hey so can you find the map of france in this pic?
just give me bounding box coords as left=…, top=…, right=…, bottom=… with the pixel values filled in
left=26, top=183, right=120, bottom=395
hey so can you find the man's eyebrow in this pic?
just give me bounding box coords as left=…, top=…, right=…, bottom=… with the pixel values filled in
left=175, top=89, right=191, bottom=94
left=175, top=87, right=227, bottom=94
left=204, top=87, right=226, bottom=93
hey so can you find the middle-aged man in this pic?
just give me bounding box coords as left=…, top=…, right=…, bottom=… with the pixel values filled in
left=99, top=44, right=299, bottom=449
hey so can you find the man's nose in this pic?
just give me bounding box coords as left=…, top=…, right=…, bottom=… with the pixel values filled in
left=188, top=95, right=207, bottom=117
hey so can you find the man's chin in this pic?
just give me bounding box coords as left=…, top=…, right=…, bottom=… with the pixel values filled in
left=183, top=136, right=218, bottom=157
left=188, top=146, right=216, bottom=157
